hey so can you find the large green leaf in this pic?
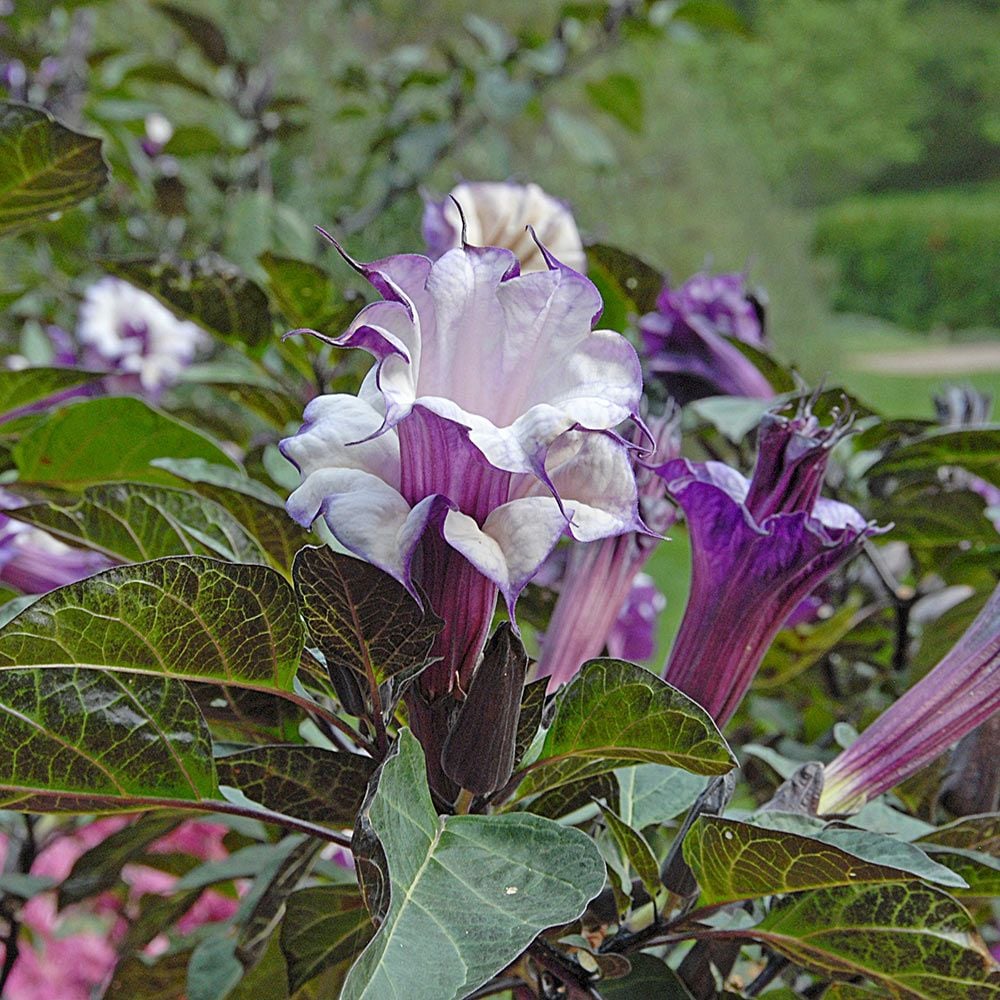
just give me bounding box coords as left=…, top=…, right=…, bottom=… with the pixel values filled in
left=0, top=666, right=216, bottom=810
left=0, top=366, right=103, bottom=419
left=280, top=885, right=373, bottom=995
left=585, top=73, right=644, bottom=133
left=107, top=257, right=272, bottom=353
left=0, top=556, right=303, bottom=692
left=0, top=102, right=108, bottom=236
left=293, top=546, right=442, bottom=715
left=732, top=882, right=1000, bottom=998
left=12, top=396, right=237, bottom=487
left=216, top=746, right=375, bottom=827
left=684, top=817, right=952, bottom=907
left=10, top=483, right=266, bottom=564
left=341, top=730, right=606, bottom=1000
left=514, top=659, right=735, bottom=800
left=258, top=251, right=354, bottom=333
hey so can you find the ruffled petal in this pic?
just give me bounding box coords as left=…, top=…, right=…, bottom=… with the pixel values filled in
left=442, top=496, right=569, bottom=612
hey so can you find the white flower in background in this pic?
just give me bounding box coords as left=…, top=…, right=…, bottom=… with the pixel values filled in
left=422, top=181, right=587, bottom=273
left=76, top=278, right=205, bottom=394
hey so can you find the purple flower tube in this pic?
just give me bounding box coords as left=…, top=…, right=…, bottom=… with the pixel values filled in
left=820, top=584, right=1000, bottom=814
left=660, top=404, right=884, bottom=724
left=640, top=270, right=772, bottom=405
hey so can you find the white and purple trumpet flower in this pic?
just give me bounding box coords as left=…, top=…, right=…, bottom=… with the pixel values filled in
left=640, top=269, right=772, bottom=404
left=281, top=240, right=644, bottom=704
left=661, top=403, right=884, bottom=725
left=76, top=277, right=205, bottom=396
left=820, top=583, right=1000, bottom=814
left=422, top=181, right=586, bottom=274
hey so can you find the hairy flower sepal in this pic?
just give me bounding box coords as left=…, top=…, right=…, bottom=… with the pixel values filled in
left=661, top=406, right=883, bottom=724
left=820, top=583, right=1000, bottom=814
left=282, top=243, right=644, bottom=702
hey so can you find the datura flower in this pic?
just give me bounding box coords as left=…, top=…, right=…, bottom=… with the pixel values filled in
left=640, top=269, right=771, bottom=404
left=281, top=242, right=643, bottom=704
left=77, top=277, right=205, bottom=395
left=820, top=583, right=1000, bottom=814
left=661, top=403, right=883, bottom=725
left=422, top=181, right=586, bottom=273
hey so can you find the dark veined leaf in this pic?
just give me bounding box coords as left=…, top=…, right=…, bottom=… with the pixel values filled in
left=280, top=885, right=373, bottom=995
left=868, top=428, right=1000, bottom=489
left=525, top=772, right=618, bottom=821
left=258, top=251, right=355, bottom=333
left=684, top=817, right=951, bottom=907
left=9, top=482, right=267, bottom=564
left=59, top=812, right=183, bottom=905
left=292, top=546, right=442, bottom=717
left=596, top=952, right=695, bottom=999
left=873, top=488, right=1000, bottom=549
left=341, top=730, right=606, bottom=1000
left=149, top=457, right=312, bottom=572
left=107, top=257, right=272, bottom=353
left=598, top=802, right=661, bottom=901
left=728, top=882, right=1000, bottom=998
left=0, top=101, right=108, bottom=236
left=104, top=949, right=193, bottom=999
left=0, top=366, right=102, bottom=420
left=513, top=676, right=548, bottom=766
left=919, top=846, right=1000, bottom=898
left=0, top=666, right=217, bottom=811
left=585, top=73, right=644, bottom=133
left=12, top=396, right=238, bottom=487
left=917, top=814, right=1000, bottom=856
left=0, top=556, right=304, bottom=692
left=216, top=746, right=375, bottom=827
left=513, top=659, right=735, bottom=801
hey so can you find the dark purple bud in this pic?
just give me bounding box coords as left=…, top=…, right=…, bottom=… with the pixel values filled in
left=441, top=622, right=528, bottom=795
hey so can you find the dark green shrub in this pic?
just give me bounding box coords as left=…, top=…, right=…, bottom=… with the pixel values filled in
left=814, top=187, right=1000, bottom=331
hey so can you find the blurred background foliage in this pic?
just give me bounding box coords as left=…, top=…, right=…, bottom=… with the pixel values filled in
left=2, top=0, right=998, bottom=418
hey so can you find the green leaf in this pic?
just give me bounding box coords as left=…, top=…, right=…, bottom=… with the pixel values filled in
left=585, top=73, right=644, bottom=133
left=0, top=666, right=217, bottom=810
left=0, top=366, right=102, bottom=419
left=596, top=952, right=695, bottom=999
left=514, top=659, right=735, bottom=800
left=736, top=882, right=1000, bottom=998
left=217, top=746, right=375, bottom=827
left=10, top=483, right=267, bottom=564
left=0, top=102, right=108, bottom=236
left=0, top=556, right=303, bottom=692
left=524, top=772, right=618, bottom=820
left=149, top=458, right=311, bottom=572
left=155, top=2, right=230, bottom=65
left=341, top=730, right=606, bottom=1000
left=672, top=0, right=751, bottom=36
left=513, top=676, right=548, bottom=766
left=548, top=109, right=616, bottom=168
left=598, top=802, right=662, bottom=901
left=59, top=812, right=183, bottom=905
left=258, top=252, right=354, bottom=333
left=12, top=396, right=238, bottom=487
left=280, top=885, right=373, bottom=995
left=869, top=428, right=1000, bottom=489
left=585, top=243, right=663, bottom=330
left=919, top=847, right=1000, bottom=898
left=873, top=488, right=1000, bottom=549
left=616, top=764, right=707, bottom=831
left=106, top=257, right=272, bottom=354
left=684, top=817, right=955, bottom=907
left=292, top=546, right=442, bottom=716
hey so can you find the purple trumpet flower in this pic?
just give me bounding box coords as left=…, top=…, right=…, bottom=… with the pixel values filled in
left=281, top=240, right=644, bottom=709
left=534, top=411, right=678, bottom=689
left=661, top=403, right=883, bottom=725
left=640, top=270, right=772, bottom=405
left=0, top=497, right=113, bottom=595
left=820, top=583, right=1000, bottom=814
